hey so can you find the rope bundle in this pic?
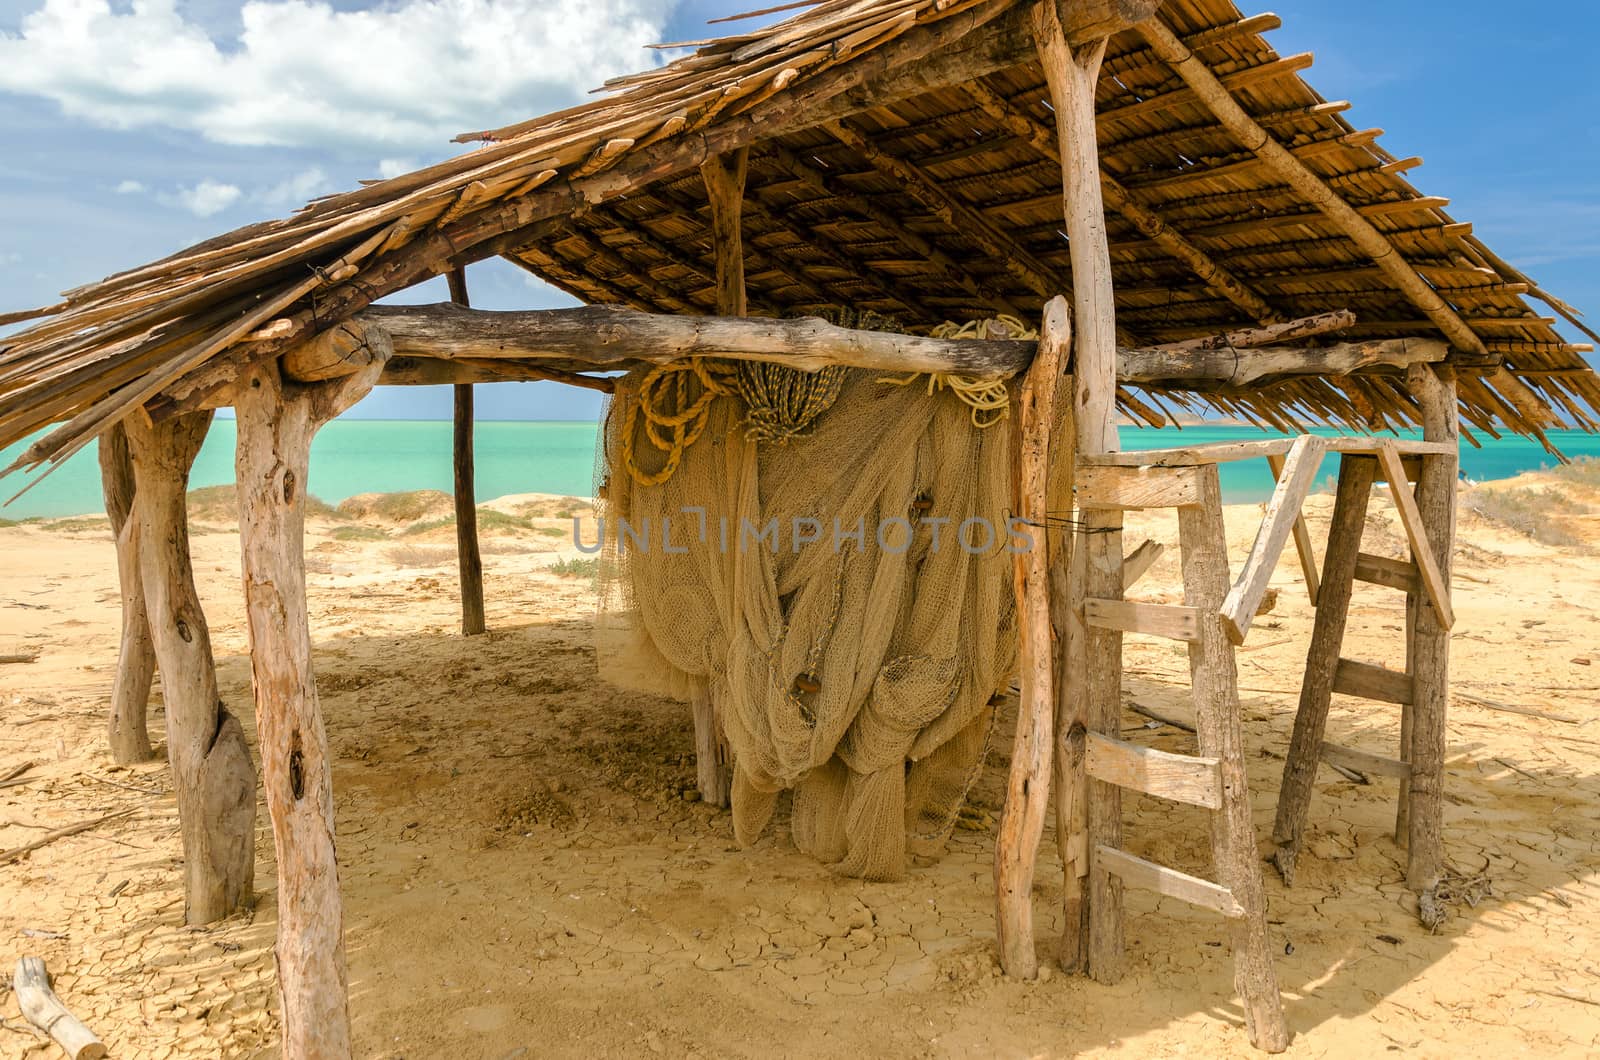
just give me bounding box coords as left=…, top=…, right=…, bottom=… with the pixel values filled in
left=621, top=359, right=739, bottom=485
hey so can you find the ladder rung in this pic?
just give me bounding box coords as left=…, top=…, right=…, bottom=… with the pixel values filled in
left=1087, top=732, right=1221, bottom=808
left=1332, top=658, right=1414, bottom=705
left=1077, top=464, right=1204, bottom=510
left=1084, top=599, right=1200, bottom=642
left=1353, top=552, right=1418, bottom=592
left=1320, top=741, right=1411, bottom=778
left=1095, top=845, right=1244, bottom=918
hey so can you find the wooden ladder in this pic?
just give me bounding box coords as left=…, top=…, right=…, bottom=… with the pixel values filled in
left=1077, top=456, right=1289, bottom=1053
left=1271, top=444, right=1455, bottom=886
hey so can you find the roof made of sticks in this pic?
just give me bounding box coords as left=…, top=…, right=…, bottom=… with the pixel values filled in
left=3, top=0, right=1598, bottom=483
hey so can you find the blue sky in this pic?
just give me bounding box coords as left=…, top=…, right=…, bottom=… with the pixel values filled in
left=1, top=0, right=1595, bottom=423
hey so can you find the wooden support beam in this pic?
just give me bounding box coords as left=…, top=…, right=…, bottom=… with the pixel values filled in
left=1030, top=4, right=1124, bottom=984
left=1405, top=364, right=1457, bottom=899
left=1086, top=733, right=1221, bottom=808
left=700, top=148, right=749, bottom=317
left=1354, top=552, right=1418, bottom=592
left=270, top=303, right=1450, bottom=395
left=447, top=267, right=486, bottom=637
left=1333, top=658, right=1414, bottom=705
left=694, top=152, right=744, bottom=810
left=1121, top=539, right=1164, bottom=587
left=1135, top=14, right=1555, bottom=431
left=379, top=356, right=620, bottom=391
left=1095, top=846, right=1243, bottom=917
left=1273, top=454, right=1375, bottom=886
left=1267, top=452, right=1321, bottom=607
left=1321, top=741, right=1411, bottom=779
left=235, top=353, right=384, bottom=1058
left=1084, top=599, right=1200, bottom=642
left=995, top=296, right=1069, bottom=981
left=1179, top=464, right=1289, bottom=1051
left=1153, top=310, right=1356, bottom=353
left=1375, top=442, right=1454, bottom=629
left=125, top=410, right=256, bottom=926
left=1078, top=464, right=1203, bottom=510
left=98, top=423, right=157, bottom=764
left=1221, top=435, right=1326, bottom=644
left=960, top=78, right=1283, bottom=325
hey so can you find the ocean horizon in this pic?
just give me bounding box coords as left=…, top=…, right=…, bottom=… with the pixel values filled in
left=3, top=417, right=1597, bottom=521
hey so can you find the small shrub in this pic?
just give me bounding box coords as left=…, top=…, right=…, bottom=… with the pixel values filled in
left=549, top=556, right=598, bottom=579
left=1463, top=486, right=1583, bottom=547
left=537, top=526, right=565, bottom=539
left=401, top=515, right=455, bottom=536
left=477, top=509, right=534, bottom=532
left=0, top=518, right=16, bottom=528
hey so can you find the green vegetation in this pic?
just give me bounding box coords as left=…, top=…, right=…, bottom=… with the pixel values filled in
left=331, top=525, right=388, bottom=542
left=1549, top=455, right=1600, bottom=487
left=549, top=556, right=598, bottom=579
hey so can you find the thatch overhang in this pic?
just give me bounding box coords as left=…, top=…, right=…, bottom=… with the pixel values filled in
left=3, top=0, right=1598, bottom=481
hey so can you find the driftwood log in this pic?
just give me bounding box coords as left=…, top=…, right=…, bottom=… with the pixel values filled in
left=125, top=410, right=257, bottom=926
left=12, top=957, right=106, bottom=1060
left=265, top=304, right=1449, bottom=391
left=98, top=422, right=157, bottom=764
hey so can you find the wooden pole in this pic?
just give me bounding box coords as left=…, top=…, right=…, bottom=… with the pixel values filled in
left=1271, top=454, right=1375, bottom=884
left=447, top=267, right=486, bottom=637
left=125, top=410, right=256, bottom=926
left=994, top=295, right=1069, bottom=979
left=1032, top=0, right=1121, bottom=979
left=235, top=354, right=384, bottom=1058
left=691, top=149, right=750, bottom=809
left=1179, top=467, right=1289, bottom=1052
left=98, top=423, right=157, bottom=764
left=1406, top=363, right=1457, bottom=895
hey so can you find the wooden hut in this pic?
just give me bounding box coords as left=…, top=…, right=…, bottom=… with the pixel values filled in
left=2, top=0, right=1596, bottom=1054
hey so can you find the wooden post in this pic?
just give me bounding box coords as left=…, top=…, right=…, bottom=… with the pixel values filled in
left=1032, top=0, right=1120, bottom=979
left=125, top=410, right=256, bottom=925
left=689, top=148, right=749, bottom=809
left=995, top=296, right=1069, bottom=979
left=1180, top=467, right=1289, bottom=1052
left=447, top=267, right=486, bottom=636
left=1405, top=364, right=1456, bottom=894
left=1271, top=454, right=1375, bottom=884
left=99, top=423, right=157, bottom=764
left=235, top=354, right=384, bottom=1058
left=700, top=148, right=749, bottom=317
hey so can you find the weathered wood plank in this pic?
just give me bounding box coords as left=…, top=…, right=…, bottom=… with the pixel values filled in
left=1354, top=552, right=1419, bottom=592
left=447, top=267, right=486, bottom=638
left=1094, top=846, right=1243, bottom=917
left=1084, top=599, right=1200, bottom=642
left=1376, top=442, right=1455, bottom=630
left=1121, top=539, right=1164, bottom=587
left=1077, top=464, right=1203, bottom=510
left=1086, top=733, right=1221, bottom=808
left=98, top=423, right=156, bottom=765
left=1267, top=451, right=1320, bottom=607
left=1221, top=435, right=1326, bottom=644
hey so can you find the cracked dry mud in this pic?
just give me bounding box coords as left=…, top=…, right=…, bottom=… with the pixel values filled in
left=1, top=481, right=1597, bottom=1057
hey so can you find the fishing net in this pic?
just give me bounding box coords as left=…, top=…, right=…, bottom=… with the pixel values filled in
left=594, top=325, right=1023, bottom=881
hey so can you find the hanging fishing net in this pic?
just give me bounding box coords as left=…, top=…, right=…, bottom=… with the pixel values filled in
left=593, top=317, right=1026, bottom=881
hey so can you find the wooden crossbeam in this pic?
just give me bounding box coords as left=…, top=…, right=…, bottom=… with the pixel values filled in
left=1321, top=741, right=1411, bottom=779
left=1084, top=599, right=1200, bottom=642
left=1220, top=435, right=1326, bottom=644
left=1333, top=657, right=1414, bottom=705
left=1353, top=552, right=1418, bottom=592
left=1086, top=733, right=1221, bottom=808
left=1077, top=464, right=1204, bottom=510
left=1375, top=442, right=1455, bottom=629
left=1094, top=846, right=1244, bottom=917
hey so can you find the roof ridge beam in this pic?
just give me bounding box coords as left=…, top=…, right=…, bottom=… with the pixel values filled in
left=959, top=80, right=1281, bottom=325
left=1136, top=14, right=1556, bottom=429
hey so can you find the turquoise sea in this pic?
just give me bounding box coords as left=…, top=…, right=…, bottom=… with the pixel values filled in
left=2, top=420, right=1598, bottom=520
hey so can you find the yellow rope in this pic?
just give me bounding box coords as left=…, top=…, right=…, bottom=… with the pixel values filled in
left=622, top=359, right=738, bottom=486
left=879, top=316, right=1036, bottom=429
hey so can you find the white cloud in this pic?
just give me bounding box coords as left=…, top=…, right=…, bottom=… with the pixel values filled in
left=258, top=166, right=333, bottom=206
left=113, top=178, right=145, bottom=194
left=377, top=157, right=417, bottom=180
left=167, top=179, right=243, bottom=217
left=0, top=0, right=674, bottom=153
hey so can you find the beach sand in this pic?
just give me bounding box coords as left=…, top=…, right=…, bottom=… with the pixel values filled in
left=1, top=473, right=1597, bottom=1057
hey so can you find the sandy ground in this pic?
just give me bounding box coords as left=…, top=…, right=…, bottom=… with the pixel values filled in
left=1, top=474, right=1598, bottom=1058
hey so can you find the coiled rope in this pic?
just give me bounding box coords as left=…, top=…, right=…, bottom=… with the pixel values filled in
left=622, top=359, right=739, bottom=485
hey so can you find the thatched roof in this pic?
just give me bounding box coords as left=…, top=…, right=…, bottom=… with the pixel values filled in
left=3, top=0, right=1597, bottom=481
